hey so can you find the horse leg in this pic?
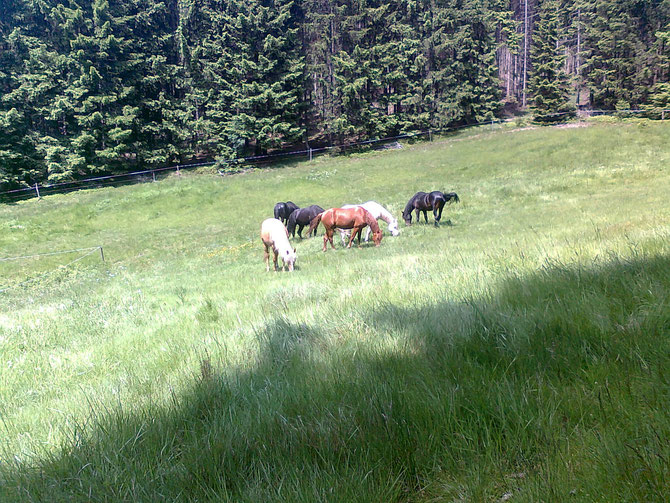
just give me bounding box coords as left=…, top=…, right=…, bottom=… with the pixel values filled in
left=323, top=228, right=335, bottom=251
left=273, top=249, right=279, bottom=272
left=347, top=228, right=358, bottom=248
left=264, top=244, right=270, bottom=272
left=328, top=229, right=336, bottom=249
left=298, top=224, right=304, bottom=239
left=423, top=210, right=428, bottom=223
left=339, top=229, right=349, bottom=246
left=364, top=226, right=371, bottom=242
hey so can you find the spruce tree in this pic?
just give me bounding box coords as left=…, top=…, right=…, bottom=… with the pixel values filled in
left=223, top=0, right=306, bottom=156
left=528, top=0, right=575, bottom=122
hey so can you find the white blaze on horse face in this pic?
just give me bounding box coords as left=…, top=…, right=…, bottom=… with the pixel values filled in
left=284, top=248, right=296, bottom=271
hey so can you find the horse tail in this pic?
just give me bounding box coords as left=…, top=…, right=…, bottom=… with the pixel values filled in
left=307, top=212, right=323, bottom=236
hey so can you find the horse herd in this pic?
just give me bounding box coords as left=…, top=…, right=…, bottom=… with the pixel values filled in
left=261, top=190, right=460, bottom=272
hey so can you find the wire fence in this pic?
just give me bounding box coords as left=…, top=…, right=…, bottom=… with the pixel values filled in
left=0, top=246, right=105, bottom=293
left=1, top=108, right=668, bottom=202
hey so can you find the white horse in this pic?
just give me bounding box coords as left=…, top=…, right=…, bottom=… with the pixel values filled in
left=261, top=218, right=297, bottom=272
left=339, top=201, right=399, bottom=245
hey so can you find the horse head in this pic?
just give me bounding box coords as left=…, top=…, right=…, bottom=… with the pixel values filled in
left=445, top=192, right=460, bottom=204
left=283, top=247, right=297, bottom=271
left=402, top=205, right=412, bottom=224
left=388, top=219, right=400, bottom=236
left=372, top=228, right=383, bottom=246
left=286, top=212, right=297, bottom=236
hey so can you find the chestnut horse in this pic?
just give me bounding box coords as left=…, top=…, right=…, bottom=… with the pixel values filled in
left=402, top=191, right=459, bottom=226
left=308, top=207, right=382, bottom=251
left=261, top=218, right=297, bottom=272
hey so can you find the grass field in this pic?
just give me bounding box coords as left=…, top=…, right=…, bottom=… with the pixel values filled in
left=1, top=119, right=669, bottom=501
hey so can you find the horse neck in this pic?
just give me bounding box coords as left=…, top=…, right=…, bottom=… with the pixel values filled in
left=369, top=203, right=392, bottom=224
left=365, top=212, right=380, bottom=231
left=274, top=235, right=292, bottom=254
left=403, top=197, right=415, bottom=217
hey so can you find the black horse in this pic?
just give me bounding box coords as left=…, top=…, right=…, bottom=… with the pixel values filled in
left=402, top=191, right=459, bottom=226
left=287, top=205, right=324, bottom=238
left=273, top=201, right=300, bottom=225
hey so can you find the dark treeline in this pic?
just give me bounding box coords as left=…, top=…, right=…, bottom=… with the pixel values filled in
left=1, top=0, right=669, bottom=189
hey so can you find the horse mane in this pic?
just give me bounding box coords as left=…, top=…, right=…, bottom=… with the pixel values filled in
left=402, top=194, right=418, bottom=218
left=368, top=201, right=393, bottom=225
left=364, top=209, right=380, bottom=233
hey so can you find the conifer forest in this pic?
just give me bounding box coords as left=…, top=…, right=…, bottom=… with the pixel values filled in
left=1, top=0, right=669, bottom=189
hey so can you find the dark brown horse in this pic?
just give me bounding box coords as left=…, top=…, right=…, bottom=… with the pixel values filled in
left=402, top=191, right=459, bottom=226
left=273, top=201, right=299, bottom=225
left=287, top=205, right=324, bottom=238
left=308, top=207, right=382, bottom=251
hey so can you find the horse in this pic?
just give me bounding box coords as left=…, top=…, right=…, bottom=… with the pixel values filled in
left=308, top=207, right=382, bottom=251
left=287, top=205, right=324, bottom=238
left=402, top=191, right=459, bottom=226
left=261, top=218, right=297, bottom=272
left=273, top=201, right=299, bottom=225
left=338, top=201, right=399, bottom=245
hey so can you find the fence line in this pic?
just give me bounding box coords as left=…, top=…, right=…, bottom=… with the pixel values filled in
left=1, top=109, right=668, bottom=200
left=0, top=246, right=104, bottom=263
left=0, top=246, right=104, bottom=293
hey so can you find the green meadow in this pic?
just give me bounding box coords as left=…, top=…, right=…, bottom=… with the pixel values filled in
left=1, top=120, right=669, bottom=501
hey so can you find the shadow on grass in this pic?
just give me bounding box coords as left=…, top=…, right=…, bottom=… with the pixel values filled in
left=2, top=254, right=669, bottom=502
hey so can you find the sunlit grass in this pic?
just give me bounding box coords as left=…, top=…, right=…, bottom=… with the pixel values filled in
left=1, top=119, right=669, bottom=501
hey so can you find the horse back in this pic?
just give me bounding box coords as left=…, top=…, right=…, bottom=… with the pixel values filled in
left=261, top=218, right=289, bottom=248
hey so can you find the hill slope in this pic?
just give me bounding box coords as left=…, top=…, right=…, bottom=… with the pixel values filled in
left=1, top=120, right=669, bottom=501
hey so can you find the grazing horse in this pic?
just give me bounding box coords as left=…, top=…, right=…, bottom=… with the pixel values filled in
left=402, top=191, right=460, bottom=226
left=308, top=207, right=382, bottom=251
left=338, top=201, right=399, bottom=245
left=261, top=218, right=297, bottom=272
left=287, top=205, right=324, bottom=238
left=273, top=201, right=299, bottom=225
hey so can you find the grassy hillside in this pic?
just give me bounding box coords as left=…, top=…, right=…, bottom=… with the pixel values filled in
left=1, top=120, right=669, bottom=501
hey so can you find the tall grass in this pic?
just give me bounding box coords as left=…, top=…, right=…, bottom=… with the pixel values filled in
left=1, top=120, right=669, bottom=501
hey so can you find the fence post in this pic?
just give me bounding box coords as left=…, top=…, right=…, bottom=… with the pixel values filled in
left=35, top=183, right=41, bottom=199
left=663, top=110, right=666, bottom=121
left=152, top=171, right=156, bottom=182
left=176, top=166, right=181, bottom=177
left=309, top=148, right=312, bottom=161
left=429, top=130, right=432, bottom=142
